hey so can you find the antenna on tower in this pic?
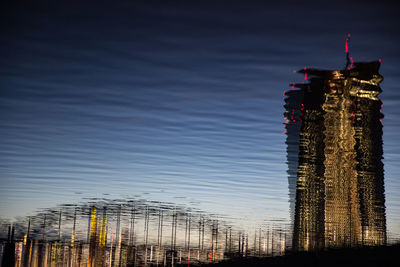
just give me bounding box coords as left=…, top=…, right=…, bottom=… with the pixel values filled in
left=345, top=34, right=353, bottom=70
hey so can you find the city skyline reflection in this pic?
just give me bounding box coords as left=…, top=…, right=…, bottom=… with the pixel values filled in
left=0, top=59, right=392, bottom=266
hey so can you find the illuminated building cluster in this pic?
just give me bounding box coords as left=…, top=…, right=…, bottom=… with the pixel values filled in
left=0, top=199, right=291, bottom=266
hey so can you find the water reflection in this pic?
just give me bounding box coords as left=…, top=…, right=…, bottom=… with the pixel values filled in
left=0, top=198, right=289, bottom=266
left=285, top=60, right=387, bottom=251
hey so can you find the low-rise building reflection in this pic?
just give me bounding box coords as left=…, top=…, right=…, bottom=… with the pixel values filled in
left=0, top=199, right=290, bottom=266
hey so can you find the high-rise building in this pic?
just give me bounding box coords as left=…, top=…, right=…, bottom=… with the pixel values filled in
left=285, top=61, right=386, bottom=251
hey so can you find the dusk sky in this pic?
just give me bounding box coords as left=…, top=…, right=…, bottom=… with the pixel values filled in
left=1, top=1, right=400, bottom=238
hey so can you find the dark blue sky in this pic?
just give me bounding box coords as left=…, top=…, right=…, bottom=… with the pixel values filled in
left=1, top=1, right=399, bottom=236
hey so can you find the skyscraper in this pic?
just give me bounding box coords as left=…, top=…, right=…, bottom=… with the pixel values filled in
left=285, top=61, right=386, bottom=251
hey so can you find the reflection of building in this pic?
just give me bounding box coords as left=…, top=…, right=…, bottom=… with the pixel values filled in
left=284, top=89, right=304, bottom=226
left=285, top=61, right=386, bottom=251
left=87, top=206, right=108, bottom=267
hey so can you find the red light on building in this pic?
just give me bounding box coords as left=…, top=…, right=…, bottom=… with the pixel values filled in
left=304, top=67, right=307, bottom=80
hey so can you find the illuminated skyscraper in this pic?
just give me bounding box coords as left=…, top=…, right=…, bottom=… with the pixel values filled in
left=285, top=61, right=386, bottom=251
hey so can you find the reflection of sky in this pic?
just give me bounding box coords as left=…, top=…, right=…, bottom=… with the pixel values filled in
left=1, top=1, right=399, bottom=235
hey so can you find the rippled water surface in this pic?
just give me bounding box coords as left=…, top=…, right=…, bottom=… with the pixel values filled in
left=1, top=0, right=399, bottom=244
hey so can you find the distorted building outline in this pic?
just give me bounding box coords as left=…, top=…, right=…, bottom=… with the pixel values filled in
left=285, top=60, right=387, bottom=251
